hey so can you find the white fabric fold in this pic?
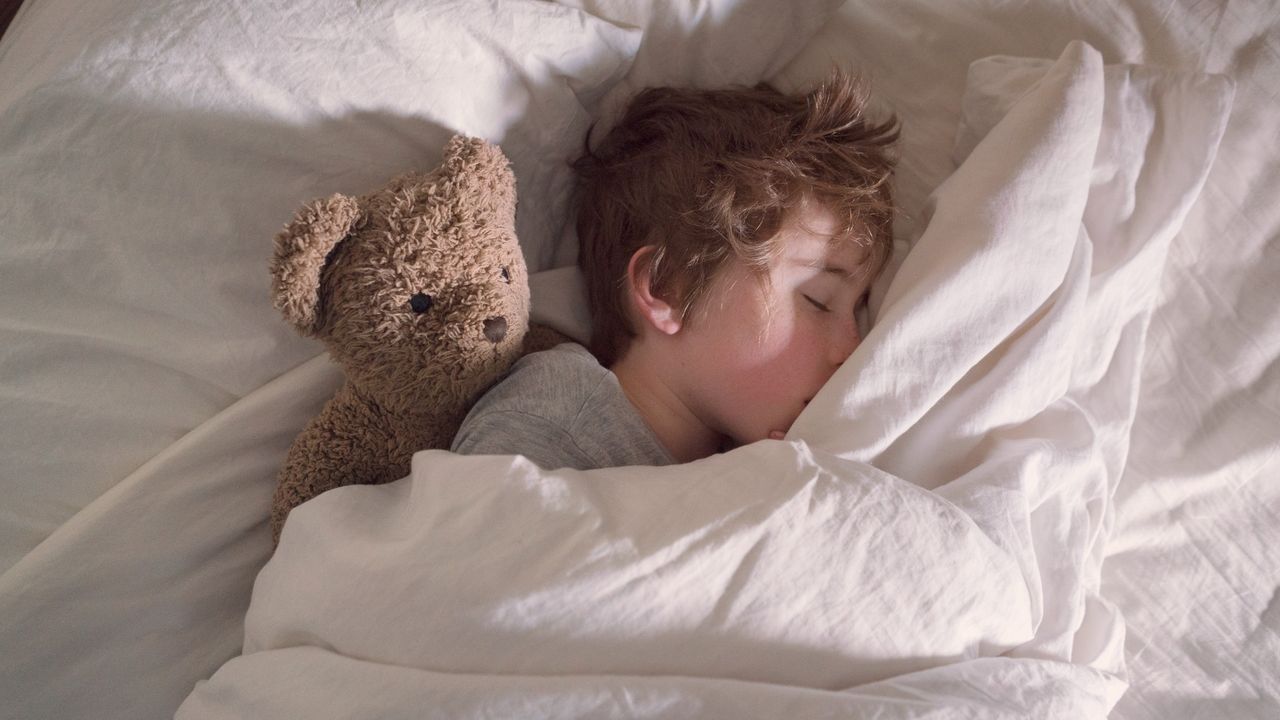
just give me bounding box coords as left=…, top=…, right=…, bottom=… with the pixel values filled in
left=245, top=445, right=1034, bottom=688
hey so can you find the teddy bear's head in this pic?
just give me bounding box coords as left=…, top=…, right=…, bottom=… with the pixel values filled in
left=270, top=136, right=530, bottom=415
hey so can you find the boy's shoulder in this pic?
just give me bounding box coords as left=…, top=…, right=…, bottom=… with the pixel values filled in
left=451, top=341, right=677, bottom=469
left=470, top=341, right=607, bottom=423
left=511, top=340, right=599, bottom=374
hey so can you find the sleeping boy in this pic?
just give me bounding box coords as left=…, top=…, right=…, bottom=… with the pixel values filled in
left=451, top=69, right=899, bottom=469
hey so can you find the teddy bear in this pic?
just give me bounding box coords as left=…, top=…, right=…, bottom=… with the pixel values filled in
left=268, top=135, right=570, bottom=545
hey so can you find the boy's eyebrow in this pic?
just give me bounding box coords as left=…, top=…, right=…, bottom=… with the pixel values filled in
left=795, top=259, right=859, bottom=279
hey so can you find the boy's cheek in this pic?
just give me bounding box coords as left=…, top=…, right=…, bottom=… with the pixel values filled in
left=741, top=390, right=806, bottom=442
left=714, top=386, right=786, bottom=446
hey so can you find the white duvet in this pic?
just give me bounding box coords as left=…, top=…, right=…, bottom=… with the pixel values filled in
left=177, top=43, right=1230, bottom=719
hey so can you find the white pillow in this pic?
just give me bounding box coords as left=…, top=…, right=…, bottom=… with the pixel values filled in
left=558, top=0, right=843, bottom=124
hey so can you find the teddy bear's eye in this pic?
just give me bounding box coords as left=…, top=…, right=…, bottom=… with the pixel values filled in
left=500, top=266, right=511, bottom=283
left=409, top=293, right=434, bottom=313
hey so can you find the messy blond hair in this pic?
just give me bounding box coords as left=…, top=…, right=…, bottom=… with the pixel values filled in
left=572, top=68, right=900, bottom=366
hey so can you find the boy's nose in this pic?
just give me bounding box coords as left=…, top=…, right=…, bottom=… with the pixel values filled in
left=829, top=325, right=861, bottom=365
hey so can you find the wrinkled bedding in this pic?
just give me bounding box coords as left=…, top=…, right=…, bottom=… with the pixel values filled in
left=175, top=43, right=1230, bottom=719
left=3, top=0, right=1275, bottom=718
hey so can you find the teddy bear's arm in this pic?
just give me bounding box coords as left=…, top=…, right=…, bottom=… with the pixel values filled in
left=269, top=383, right=438, bottom=545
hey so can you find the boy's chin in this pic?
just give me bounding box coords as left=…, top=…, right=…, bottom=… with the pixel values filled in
left=728, top=426, right=793, bottom=448
left=721, top=412, right=801, bottom=449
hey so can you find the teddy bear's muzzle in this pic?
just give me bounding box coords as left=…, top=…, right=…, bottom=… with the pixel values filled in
left=483, top=316, right=507, bottom=343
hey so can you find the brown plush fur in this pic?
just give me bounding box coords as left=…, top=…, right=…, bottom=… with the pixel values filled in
left=269, top=135, right=569, bottom=545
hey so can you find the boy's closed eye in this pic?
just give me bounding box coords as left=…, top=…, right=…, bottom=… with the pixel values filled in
left=803, top=291, right=870, bottom=313
left=803, top=294, right=832, bottom=313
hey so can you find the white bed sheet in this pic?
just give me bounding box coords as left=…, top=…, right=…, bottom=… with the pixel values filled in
left=775, top=2, right=1280, bottom=717
left=0, top=0, right=1277, bottom=718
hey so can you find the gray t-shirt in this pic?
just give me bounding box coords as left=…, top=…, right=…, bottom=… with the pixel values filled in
left=450, top=342, right=677, bottom=470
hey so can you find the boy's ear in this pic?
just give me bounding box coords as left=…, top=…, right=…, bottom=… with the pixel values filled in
left=626, top=245, right=682, bottom=335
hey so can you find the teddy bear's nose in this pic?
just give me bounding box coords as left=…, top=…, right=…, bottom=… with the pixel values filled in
left=409, top=293, right=433, bottom=313
left=483, top=316, right=507, bottom=343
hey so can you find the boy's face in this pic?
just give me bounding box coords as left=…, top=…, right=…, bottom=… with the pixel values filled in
left=676, top=201, right=874, bottom=445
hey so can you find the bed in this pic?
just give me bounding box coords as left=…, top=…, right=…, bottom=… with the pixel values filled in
left=0, top=0, right=1276, bottom=718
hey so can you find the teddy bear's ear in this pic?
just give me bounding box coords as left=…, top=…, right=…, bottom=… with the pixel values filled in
left=270, top=193, right=362, bottom=337
left=441, top=135, right=517, bottom=217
